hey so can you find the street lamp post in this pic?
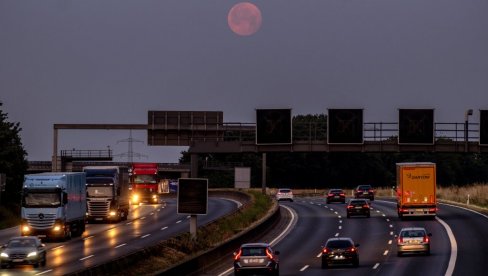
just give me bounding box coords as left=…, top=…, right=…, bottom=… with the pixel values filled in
left=465, top=109, right=473, bottom=152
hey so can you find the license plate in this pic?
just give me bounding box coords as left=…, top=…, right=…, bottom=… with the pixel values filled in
left=364, top=192, right=369, bottom=195
left=38, top=235, right=46, bottom=238
left=95, top=218, right=103, bottom=221
left=355, top=206, right=362, bottom=209
left=249, top=258, right=261, bottom=263
left=333, top=255, right=345, bottom=259
left=13, top=259, right=24, bottom=262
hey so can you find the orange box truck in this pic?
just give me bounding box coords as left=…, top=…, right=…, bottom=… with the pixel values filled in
left=396, top=162, right=437, bottom=219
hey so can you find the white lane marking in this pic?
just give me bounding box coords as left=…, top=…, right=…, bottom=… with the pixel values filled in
left=339, top=220, right=342, bottom=223
left=161, top=226, right=168, bottom=231
left=390, top=231, right=394, bottom=235
left=383, top=250, right=389, bottom=255
left=219, top=204, right=298, bottom=276
left=221, top=198, right=243, bottom=208
left=51, top=245, right=64, bottom=251
left=176, top=220, right=182, bottom=224
left=389, top=224, right=393, bottom=228
left=376, top=210, right=381, bottom=213
left=80, top=255, right=94, bottom=261
left=35, top=269, right=53, bottom=275
left=316, top=252, right=322, bottom=258
left=141, top=234, right=150, bottom=239
left=330, top=208, right=334, bottom=211
left=300, top=265, right=309, bottom=271
left=373, top=263, right=380, bottom=269
left=126, top=221, right=133, bottom=225
left=386, top=218, right=390, bottom=222
left=382, top=214, right=386, bottom=217
left=437, top=217, right=458, bottom=276
left=324, top=206, right=328, bottom=209
left=150, top=212, right=154, bottom=215
left=338, top=226, right=342, bottom=230
left=335, top=233, right=339, bottom=237
left=187, top=215, right=191, bottom=219
left=141, top=216, right=146, bottom=220
left=157, top=209, right=161, bottom=212
left=338, top=216, right=342, bottom=219
left=334, top=211, right=338, bottom=215
left=83, top=235, right=94, bottom=240
left=388, top=240, right=392, bottom=245
left=115, top=243, right=126, bottom=248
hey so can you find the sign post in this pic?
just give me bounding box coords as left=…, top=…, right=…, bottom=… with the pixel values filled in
left=177, top=178, right=208, bottom=238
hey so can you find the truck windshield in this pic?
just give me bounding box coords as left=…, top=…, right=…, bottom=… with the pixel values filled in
left=86, top=177, right=114, bottom=185
left=133, top=175, right=157, bottom=184
left=87, top=186, right=113, bottom=197
left=23, top=192, right=61, bottom=207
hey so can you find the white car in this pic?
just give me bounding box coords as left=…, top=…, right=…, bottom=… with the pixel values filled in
left=275, top=188, right=293, bottom=202
left=396, top=227, right=432, bottom=256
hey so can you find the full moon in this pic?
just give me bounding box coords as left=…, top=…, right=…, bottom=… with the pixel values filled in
left=228, top=2, right=262, bottom=36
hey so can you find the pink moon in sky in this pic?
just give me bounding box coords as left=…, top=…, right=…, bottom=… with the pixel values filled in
left=227, top=2, right=262, bottom=36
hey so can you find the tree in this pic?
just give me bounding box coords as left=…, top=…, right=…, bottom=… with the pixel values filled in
left=0, top=102, right=28, bottom=205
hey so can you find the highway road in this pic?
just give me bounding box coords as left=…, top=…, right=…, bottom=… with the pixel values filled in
left=216, top=197, right=487, bottom=276
left=0, top=197, right=239, bottom=276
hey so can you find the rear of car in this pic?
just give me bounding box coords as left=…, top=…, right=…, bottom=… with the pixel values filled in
left=275, top=188, right=293, bottom=202
left=346, top=199, right=370, bottom=218
left=234, top=243, right=279, bottom=276
left=321, top=238, right=359, bottom=268
left=326, top=189, right=346, bottom=204
left=396, top=227, right=431, bottom=256
left=354, top=185, right=375, bottom=201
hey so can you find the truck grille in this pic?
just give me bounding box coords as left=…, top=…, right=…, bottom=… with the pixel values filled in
left=88, top=201, right=110, bottom=216
left=27, top=213, right=56, bottom=229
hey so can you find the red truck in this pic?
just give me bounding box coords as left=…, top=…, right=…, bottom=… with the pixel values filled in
left=129, top=163, right=160, bottom=204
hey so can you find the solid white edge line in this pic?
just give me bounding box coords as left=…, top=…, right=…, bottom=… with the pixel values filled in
left=141, top=217, right=146, bottom=220
left=161, top=226, right=168, bottom=230
left=335, top=233, right=339, bottom=237
left=436, top=216, right=457, bottom=276
left=388, top=240, right=392, bottom=245
left=51, top=245, right=64, bottom=251
left=300, top=265, right=309, bottom=271
left=83, top=235, right=94, bottom=240
left=440, top=202, right=488, bottom=219
left=35, top=269, right=53, bottom=275
left=218, top=204, right=298, bottom=276
left=141, top=234, right=150, bottom=239
left=373, top=263, right=380, bottom=269
left=383, top=250, right=389, bottom=255
left=115, top=243, right=126, bottom=248
left=316, top=252, right=322, bottom=258
left=176, top=220, right=182, bottom=224
left=80, top=255, right=94, bottom=261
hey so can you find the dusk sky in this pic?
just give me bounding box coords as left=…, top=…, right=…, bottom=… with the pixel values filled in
left=1, top=0, right=487, bottom=162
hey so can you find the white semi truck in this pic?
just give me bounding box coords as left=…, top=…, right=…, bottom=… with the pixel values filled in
left=21, top=172, right=86, bottom=241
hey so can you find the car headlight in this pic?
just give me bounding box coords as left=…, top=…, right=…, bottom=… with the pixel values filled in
left=109, top=211, right=117, bottom=216
left=1, top=252, right=8, bottom=258
left=152, top=195, right=157, bottom=199
left=27, top=251, right=37, bottom=258
left=22, top=225, right=30, bottom=232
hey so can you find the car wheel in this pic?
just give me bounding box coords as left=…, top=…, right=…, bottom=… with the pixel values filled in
left=233, top=269, right=240, bottom=276
left=321, top=258, right=328, bottom=269
left=347, top=214, right=350, bottom=218
left=353, top=257, right=359, bottom=268
left=367, top=213, right=370, bottom=218
left=426, top=249, right=431, bottom=256
left=34, top=261, right=39, bottom=268
left=397, top=252, right=403, bottom=257
left=0, top=263, right=8, bottom=269
left=41, top=254, right=47, bottom=266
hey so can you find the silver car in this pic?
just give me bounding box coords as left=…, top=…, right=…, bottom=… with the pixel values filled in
left=396, top=227, right=432, bottom=256
left=275, top=188, right=293, bottom=202
left=0, top=236, right=47, bottom=268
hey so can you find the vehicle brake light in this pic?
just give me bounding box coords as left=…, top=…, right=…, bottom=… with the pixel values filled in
left=363, top=204, right=369, bottom=208
left=348, top=247, right=356, bottom=252
left=266, top=248, right=274, bottom=260
left=423, top=236, right=429, bottom=243
left=234, top=249, right=242, bottom=261
left=328, top=193, right=334, bottom=196
left=347, top=205, right=354, bottom=209
left=340, top=193, right=345, bottom=196
left=398, top=237, right=403, bottom=243
left=322, top=247, right=328, bottom=254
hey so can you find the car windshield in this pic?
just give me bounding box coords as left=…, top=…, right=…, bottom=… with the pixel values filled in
left=350, top=200, right=367, bottom=206
left=8, top=239, right=36, bottom=248
left=132, top=175, right=157, bottom=184
left=327, top=240, right=352, bottom=249
left=241, top=247, right=267, bottom=256
left=358, top=185, right=372, bottom=190
left=401, top=230, right=426, bottom=238
left=329, top=190, right=342, bottom=193
left=278, top=189, right=291, bottom=193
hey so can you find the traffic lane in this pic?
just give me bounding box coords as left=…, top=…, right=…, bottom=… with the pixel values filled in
left=44, top=198, right=238, bottom=275
left=274, top=199, right=350, bottom=276
left=438, top=203, right=488, bottom=276
left=294, top=199, right=394, bottom=276
left=372, top=200, right=450, bottom=276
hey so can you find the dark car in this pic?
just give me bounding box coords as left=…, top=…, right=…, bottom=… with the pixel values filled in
left=234, top=243, right=279, bottom=276
left=0, top=236, right=46, bottom=268
left=325, top=189, right=346, bottom=204
left=354, top=185, right=375, bottom=201
left=346, top=199, right=371, bottom=218
left=321, top=237, right=360, bottom=268
left=396, top=227, right=432, bottom=256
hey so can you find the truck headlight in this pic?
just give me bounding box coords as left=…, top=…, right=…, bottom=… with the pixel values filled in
left=27, top=251, right=37, bottom=258
left=109, top=211, right=117, bottom=217
left=0, top=252, right=8, bottom=258
left=22, top=225, right=30, bottom=233
left=53, top=224, right=62, bottom=231
left=132, top=194, right=139, bottom=203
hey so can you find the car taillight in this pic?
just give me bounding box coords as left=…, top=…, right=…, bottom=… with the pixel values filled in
left=363, top=204, right=369, bottom=208
left=423, top=236, right=429, bottom=243
left=234, top=249, right=242, bottom=261
left=340, top=193, right=345, bottom=196
left=398, top=237, right=403, bottom=243
left=347, top=205, right=354, bottom=209
left=328, top=193, right=334, bottom=196
left=347, top=247, right=356, bottom=252
left=322, top=247, right=328, bottom=254
left=266, top=248, right=274, bottom=260
left=369, top=189, right=374, bottom=193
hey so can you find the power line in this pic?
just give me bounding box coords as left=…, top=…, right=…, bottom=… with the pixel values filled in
left=114, top=130, right=147, bottom=163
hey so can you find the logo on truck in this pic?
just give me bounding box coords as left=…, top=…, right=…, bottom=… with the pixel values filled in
left=406, top=173, right=430, bottom=180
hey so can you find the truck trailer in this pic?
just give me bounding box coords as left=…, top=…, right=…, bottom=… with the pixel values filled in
left=83, top=166, right=130, bottom=222
left=21, top=172, right=86, bottom=241
left=396, top=162, right=437, bottom=219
